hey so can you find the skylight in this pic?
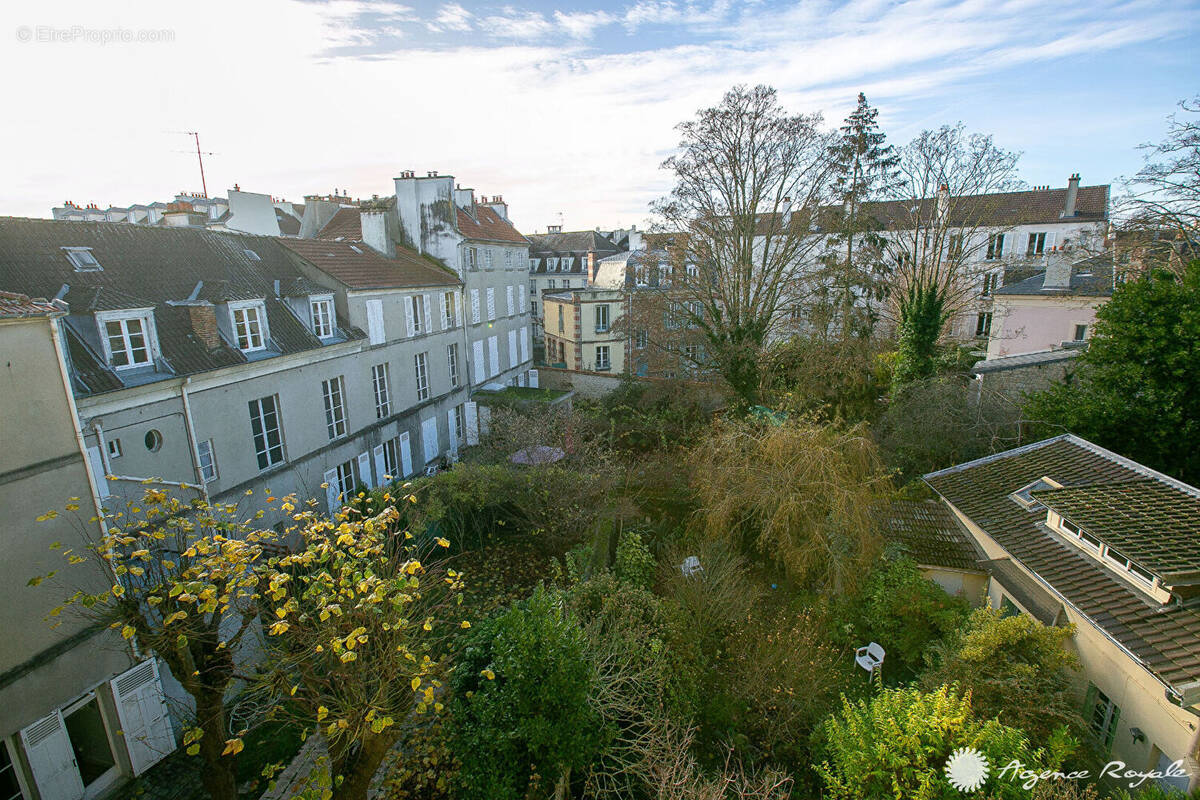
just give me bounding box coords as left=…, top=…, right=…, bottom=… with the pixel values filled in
left=63, top=246, right=102, bottom=272
left=1011, top=478, right=1058, bottom=510
left=243, top=249, right=262, bottom=261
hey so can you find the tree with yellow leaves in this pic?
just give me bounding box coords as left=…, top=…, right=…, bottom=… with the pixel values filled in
left=39, top=485, right=281, bottom=800
left=259, top=488, right=467, bottom=800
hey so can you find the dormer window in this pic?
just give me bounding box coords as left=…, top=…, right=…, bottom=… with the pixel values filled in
left=63, top=246, right=102, bottom=272
left=97, top=309, right=156, bottom=370
left=230, top=300, right=268, bottom=352
left=1051, top=512, right=1159, bottom=589
left=309, top=296, right=334, bottom=339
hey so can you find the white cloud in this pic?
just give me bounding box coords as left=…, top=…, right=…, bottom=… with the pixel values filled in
left=428, top=2, right=473, bottom=32
left=553, top=10, right=616, bottom=39
left=481, top=8, right=555, bottom=39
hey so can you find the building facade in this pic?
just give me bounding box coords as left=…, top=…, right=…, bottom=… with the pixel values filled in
left=526, top=228, right=621, bottom=338
left=541, top=288, right=628, bottom=374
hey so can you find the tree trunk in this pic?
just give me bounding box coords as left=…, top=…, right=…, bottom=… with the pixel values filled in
left=332, top=731, right=398, bottom=800
left=554, top=765, right=571, bottom=800
left=196, top=689, right=238, bottom=800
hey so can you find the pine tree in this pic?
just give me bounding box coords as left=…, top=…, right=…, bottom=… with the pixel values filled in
left=822, top=93, right=900, bottom=340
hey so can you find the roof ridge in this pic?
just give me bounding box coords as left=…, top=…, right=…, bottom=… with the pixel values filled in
left=923, top=434, right=1075, bottom=479
left=1064, top=434, right=1200, bottom=500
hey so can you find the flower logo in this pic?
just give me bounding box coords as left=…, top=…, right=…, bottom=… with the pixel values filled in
left=945, top=747, right=990, bottom=792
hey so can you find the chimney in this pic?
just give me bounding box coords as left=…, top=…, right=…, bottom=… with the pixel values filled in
left=453, top=186, right=476, bottom=213
left=1061, top=174, right=1080, bottom=218
left=936, top=184, right=950, bottom=220
left=361, top=208, right=395, bottom=257
left=781, top=196, right=793, bottom=227
left=484, top=195, right=509, bottom=221
left=427, top=170, right=438, bottom=178
left=188, top=303, right=221, bottom=350
left=1042, top=251, right=1072, bottom=290
left=547, top=224, right=562, bottom=234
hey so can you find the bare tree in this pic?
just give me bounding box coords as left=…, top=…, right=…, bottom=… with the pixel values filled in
left=650, top=85, right=837, bottom=405
left=1118, top=96, right=1200, bottom=270
left=879, top=124, right=1021, bottom=385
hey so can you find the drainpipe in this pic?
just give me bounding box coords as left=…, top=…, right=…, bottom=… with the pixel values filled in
left=180, top=376, right=211, bottom=506
left=48, top=317, right=109, bottom=532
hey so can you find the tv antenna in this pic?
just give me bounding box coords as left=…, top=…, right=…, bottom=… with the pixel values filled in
left=168, top=131, right=216, bottom=198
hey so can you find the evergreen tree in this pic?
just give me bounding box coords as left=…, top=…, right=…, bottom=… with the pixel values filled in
left=821, top=93, right=900, bottom=340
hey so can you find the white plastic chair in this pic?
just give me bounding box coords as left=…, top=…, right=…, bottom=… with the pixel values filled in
left=680, top=556, right=703, bottom=578
left=855, top=642, right=885, bottom=675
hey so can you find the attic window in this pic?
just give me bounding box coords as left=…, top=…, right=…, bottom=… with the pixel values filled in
left=63, top=246, right=102, bottom=272
left=243, top=249, right=262, bottom=261
left=1011, top=477, right=1059, bottom=510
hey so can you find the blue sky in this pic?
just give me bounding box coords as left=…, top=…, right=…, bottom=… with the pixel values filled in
left=2, top=0, right=1196, bottom=231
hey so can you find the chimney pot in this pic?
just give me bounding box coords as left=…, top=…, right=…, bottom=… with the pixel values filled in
left=1061, top=173, right=1081, bottom=218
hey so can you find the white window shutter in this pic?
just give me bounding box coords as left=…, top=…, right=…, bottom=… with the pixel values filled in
left=357, top=451, right=372, bottom=490
left=529, top=369, right=539, bottom=388
left=423, top=294, right=434, bottom=333
left=404, top=297, right=416, bottom=338
left=455, top=291, right=463, bottom=327
left=521, top=326, right=530, bottom=362
left=470, top=289, right=480, bottom=324
left=1044, top=231, right=1056, bottom=250
left=508, top=329, right=518, bottom=369
left=518, top=283, right=526, bottom=312
left=324, top=467, right=339, bottom=513
left=21, top=711, right=84, bottom=800
left=472, top=339, right=485, bottom=383
left=488, top=335, right=500, bottom=376
left=373, top=445, right=387, bottom=484
left=465, top=401, right=479, bottom=446
left=111, top=659, right=175, bottom=776
left=447, top=409, right=458, bottom=453
left=506, top=285, right=514, bottom=316
left=399, top=432, right=413, bottom=477
left=366, top=299, right=385, bottom=345
left=486, top=288, right=496, bottom=321
left=421, top=416, right=439, bottom=464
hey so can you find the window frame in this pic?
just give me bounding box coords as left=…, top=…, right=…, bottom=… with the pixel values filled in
left=98, top=309, right=156, bottom=370
left=414, top=352, right=430, bottom=402
left=1073, top=323, right=1088, bottom=342
left=310, top=295, right=335, bottom=339
left=447, top=343, right=460, bottom=388
left=63, top=246, right=102, bottom=272
left=409, top=294, right=425, bottom=335
left=230, top=300, right=269, bottom=352
left=986, top=233, right=1005, bottom=260
left=1028, top=232, right=1047, bottom=256
left=443, top=291, right=457, bottom=328
left=248, top=395, right=285, bottom=470
left=594, top=304, right=610, bottom=333
left=322, top=376, right=348, bottom=440
left=975, top=312, right=992, bottom=338
left=197, top=438, right=218, bottom=482
left=372, top=363, right=391, bottom=419
left=595, top=345, right=611, bottom=370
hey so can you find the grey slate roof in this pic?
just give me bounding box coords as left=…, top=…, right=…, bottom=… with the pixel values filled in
left=0, top=217, right=363, bottom=397
left=925, top=434, right=1200, bottom=692
left=971, top=348, right=1082, bottom=375
left=995, top=253, right=1115, bottom=297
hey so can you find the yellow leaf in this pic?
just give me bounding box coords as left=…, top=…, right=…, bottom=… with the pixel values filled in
left=460, top=620, right=471, bottom=629
left=316, top=706, right=329, bottom=722
left=222, top=738, right=244, bottom=756
left=121, top=625, right=136, bottom=640
left=435, top=537, right=450, bottom=548
left=411, top=677, right=421, bottom=692
left=482, top=669, right=495, bottom=680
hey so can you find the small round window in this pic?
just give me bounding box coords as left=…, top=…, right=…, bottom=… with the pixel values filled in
left=144, top=429, right=163, bottom=452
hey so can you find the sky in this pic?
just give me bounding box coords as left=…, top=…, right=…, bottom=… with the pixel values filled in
left=2, top=0, right=1197, bottom=233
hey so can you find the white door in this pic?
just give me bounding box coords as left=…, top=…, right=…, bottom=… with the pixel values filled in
left=399, top=432, right=413, bottom=477
left=528, top=369, right=539, bottom=388
left=111, top=659, right=175, bottom=776
left=22, top=711, right=84, bottom=800
left=365, top=299, right=385, bottom=345
left=508, top=330, right=518, bottom=369
left=472, top=340, right=485, bottom=384
left=488, top=335, right=500, bottom=376
left=373, top=445, right=387, bottom=484
left=421, top=417, right=439, bottom=464
left=324, top=467, right=339, bottom=512
left=464, top=401, right=479, bottom=446
left=357, top=451, right=372, bottom=489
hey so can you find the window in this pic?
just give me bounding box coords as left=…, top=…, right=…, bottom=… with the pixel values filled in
left=63, top=246, right=102, bottom=272
left=104, top=314, right=153, bottom=369
left=372, top=363, right=391, bottom=419
left=332, top=459, right=356, bottom=502
left=447, top=343, right=459, bottom=388
left=1106, top=547, right=1155, bottom=585
left=504, top=249, right=513, bottom=269
left=529, top=259, right=538, bottom=270
left=686, top=262, right=699, bottom=278
left=249, top=395, right=285, bottom=469
left=948, top=234, right=964, bottom=259
left=484, top=249, right=494, bottom=270
left=414, top=352, right=429, bottom=401
left=243, top=248, right=262, bottom=261
left=197, top=439, right=217, bottom=481
left=310, top=298, right=334, bottom=338
left=231, top=302, right=267, bottom=352
left=381, top=437, right=400, bottom=480
left=107, top=438, right=122, bottom=459
left=144, top=429, right=163, bottom=452
left=594, top=304, right=610, bottom=333
left=595, top=345, right=611, bottom=370
left=453, top=404, right=465, bottom=443
left=981, top=272, right=998, bottom=296
left=1086, top=685, right=1120, bottom=751
left=1011, top=477, right=1056, bottom=510
left=466, top=247, right=478, bottom=271
left=443, top=291, right=457, bottom=328
left=1073, top=324, right=1088, bottom=342
left=409, top=295, right=425, bottom=334
left=322, top=376, right=347, bottom=439
left=986, top=233, right=1005, bottom=260
left=635, top=330, right=648, bottom=349
left=548, top=279, right=556, bottom=289
left=1027, top=232, right=1047, bottom=255
left=558, top=304, right=565, bottom=334
left=1079, top=529, right=1102, bottom=551
left=975, top=312, right=992, bottom=338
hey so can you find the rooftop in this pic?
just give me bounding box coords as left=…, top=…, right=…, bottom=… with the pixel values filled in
left=279, top=238, right=459, bottom=291
left=456, top=205, right=528, bottom=245
left=883, top=499, right=983, bottom=572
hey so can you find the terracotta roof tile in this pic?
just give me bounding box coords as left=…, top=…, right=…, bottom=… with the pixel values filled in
left=883, top=499, right=984, bottom=571
left=456, top=205, right=528, bottom=244
left=316, top=207, right=363, bottom=241
left=0, top=290, right=66, bottom=318
left=279, top=238, right=459, bottom=290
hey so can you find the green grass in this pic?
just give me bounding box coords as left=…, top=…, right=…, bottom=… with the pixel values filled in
left=473, top=386, right=570, bottom=404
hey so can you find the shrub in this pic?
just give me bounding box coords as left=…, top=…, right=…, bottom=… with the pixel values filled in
left=449, top=586, right=605, bottom=800
left=817, top=684, right=1070, bottom=800
left=614, top=529, right=657, bottom=590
